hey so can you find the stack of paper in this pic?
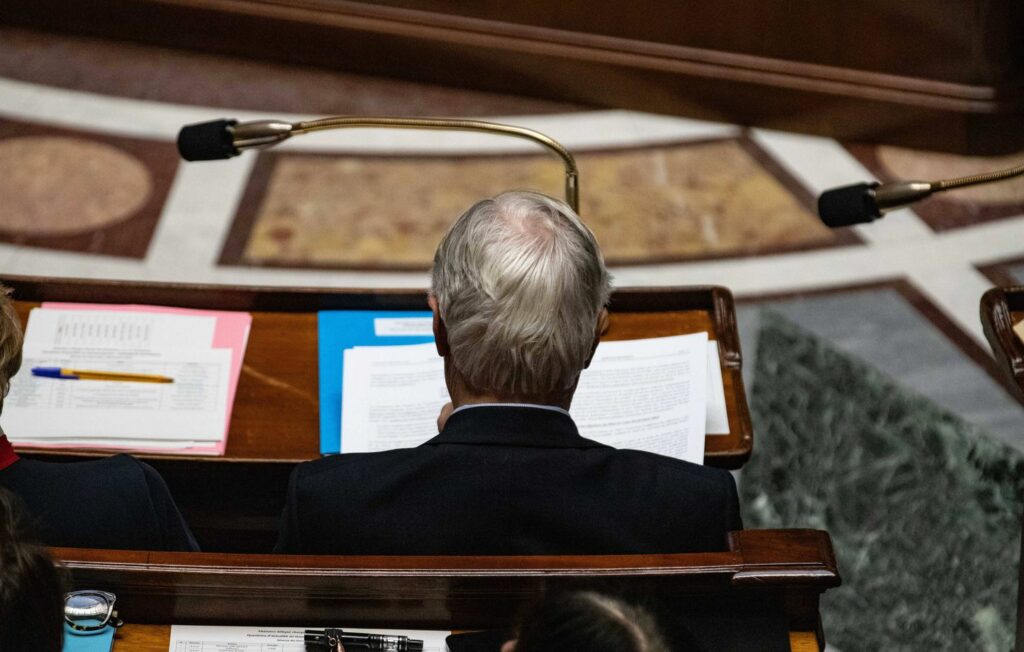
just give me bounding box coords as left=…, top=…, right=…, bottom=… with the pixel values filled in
left=4, top=303, right=251, bottom=456
left=169, top=625, right=450, bottom=651
left=338, top=332, right=728, bottom=465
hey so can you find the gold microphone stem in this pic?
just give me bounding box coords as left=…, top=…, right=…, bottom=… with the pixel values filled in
left=292, top=116, right=580, bottom=213
left=934, top=162, right=1024, bottom=192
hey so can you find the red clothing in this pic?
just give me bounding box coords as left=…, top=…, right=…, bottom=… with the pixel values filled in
left=0, top=435, right=18, bottom=471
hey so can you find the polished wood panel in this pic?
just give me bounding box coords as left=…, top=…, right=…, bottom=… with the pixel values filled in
left=979, top=286, right=1024, bottom=652
left=3, top=0, right=1022, bottom=153
left=789, top=632, right=821, bottom=652
left=3, top=276, right=752, bottom=551
left=4, top=276, right=750, bottom=464
left=981, top=287, right=1024, bottom=402
left=56, top=529, right=839, bottom=649
left=114, top=625, right=822, bottom=651
left=114, top=625, right=168, bottom=652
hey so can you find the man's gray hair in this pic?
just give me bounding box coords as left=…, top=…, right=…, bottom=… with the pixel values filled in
left=431, top=190, right=611, bottom=398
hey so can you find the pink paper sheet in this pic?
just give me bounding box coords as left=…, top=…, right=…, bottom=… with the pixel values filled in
left=38, top=302, right=252, bottom=456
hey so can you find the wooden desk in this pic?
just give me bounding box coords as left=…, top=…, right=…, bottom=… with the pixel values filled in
left=979, top=286, right=1024, bottom=652
left=53, top=529, right=838, bottom=652
left=4, top=276, right=753, bottom=552
left=111, top=625, right=822, bottom=651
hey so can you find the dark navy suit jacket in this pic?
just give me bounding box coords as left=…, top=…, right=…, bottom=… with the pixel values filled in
left=276, top=406, right=741, bottom=555
left=0, top=450, right=198, bottom=551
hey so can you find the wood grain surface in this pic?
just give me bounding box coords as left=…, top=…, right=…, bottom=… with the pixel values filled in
left=3, top=276, right=751, bottom=550
left=4, top=0, right=1022, bottom=153
left=112, top=622, right=819, bottom=646
left=58, top=529, right=839, bottom=650
left=113, top=625, right=821, bottom=651
left=5, top=277, right=751, bottom=466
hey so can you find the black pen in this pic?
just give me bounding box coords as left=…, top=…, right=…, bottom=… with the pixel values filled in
left=305, top=628, right=424, bottom=652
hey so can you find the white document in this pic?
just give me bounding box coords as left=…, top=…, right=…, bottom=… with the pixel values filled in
left=705, top=341, right=730, bottom=435
left=6, top=307, right=230, bottom=443
left=571, top=333, right=707, bottom=463
left=5, top=348, right=231, bottom=441
left=339, top=334, right=719, bottom=464
left=22, top=308, right=216, bottom=352
left=374, top=317, right=434, bottom=337
left=341, top=343, right=448, bottom=452
left=168, top=625, right=450, bottom=652
left=6, top=437, right=200, bottom=450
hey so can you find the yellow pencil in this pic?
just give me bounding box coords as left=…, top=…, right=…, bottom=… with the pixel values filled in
left=31, top=367, right=174, bottom=383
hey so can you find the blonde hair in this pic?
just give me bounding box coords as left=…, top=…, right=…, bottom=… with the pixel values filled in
left=431, top=191, right=611, bottom=399
left=0, top=285, right=23, bottom=414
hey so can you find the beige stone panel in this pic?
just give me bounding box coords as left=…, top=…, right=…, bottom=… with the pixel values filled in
left=0, top=137, right=151, bottom=235
left=244, top=140, right=829, bottom=267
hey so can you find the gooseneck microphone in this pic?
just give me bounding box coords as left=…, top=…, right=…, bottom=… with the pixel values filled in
left=176, top=115, right=582, bottom=212
left=817, top=160, right=1024, bottom=228
left=177, top=119, right=294, bottom=161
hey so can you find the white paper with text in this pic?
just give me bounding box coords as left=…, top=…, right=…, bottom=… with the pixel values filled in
left=5, top=348, right=231, bottom=441
left=5, top=308, right=230, bottom=443
left=571, top=333, right=708, bottom=462
left=168, top=625, right=450, bottom=652
left=340, top=334, right=714, bottom=464
left=22, top=308, right=216, bottom=352
left=341, top=343, right=449, bottom=452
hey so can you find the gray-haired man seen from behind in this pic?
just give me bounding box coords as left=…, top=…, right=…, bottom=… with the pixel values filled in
left=276, top=190, right=741, bottom=555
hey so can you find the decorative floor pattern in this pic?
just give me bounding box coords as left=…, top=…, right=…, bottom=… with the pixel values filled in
left=979, top=256, right=1024, bottom=287
left=737, top=282, right=1024, bottom=451
left=0, top=26, right=584, bottom=117
left=849, top=143, right=1024, bottom=231
left=742, top=311, right=1022, bottom=652
left=226, top=136, right=842, bottom=269
left=0, top=118, right=176, bottom=257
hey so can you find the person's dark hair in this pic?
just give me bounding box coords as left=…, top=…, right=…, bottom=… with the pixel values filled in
left=0, top=487, right=65, bottom=652
left=512, top=591, right=675, bottom=652
left=0, top=284, right=24, bottom=416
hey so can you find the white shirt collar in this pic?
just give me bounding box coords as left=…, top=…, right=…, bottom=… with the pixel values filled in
left=450, top=402, right=571, bottom=417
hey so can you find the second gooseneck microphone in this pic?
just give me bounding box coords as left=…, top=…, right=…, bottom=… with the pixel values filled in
left=817, top=181, right=935, bottom=228
left=817, top=159, right=1024, bottom=228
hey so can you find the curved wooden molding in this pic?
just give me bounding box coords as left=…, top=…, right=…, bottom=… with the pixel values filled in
left=4, top=0, right=1023, bottom=152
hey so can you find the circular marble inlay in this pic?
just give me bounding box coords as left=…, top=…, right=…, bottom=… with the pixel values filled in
left=876, top=145, right=1024, bottom=205
left=0, top=136, right=152, bottom=235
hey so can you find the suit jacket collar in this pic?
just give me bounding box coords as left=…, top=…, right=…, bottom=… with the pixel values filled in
left=424, top=405, right=609, bottom=449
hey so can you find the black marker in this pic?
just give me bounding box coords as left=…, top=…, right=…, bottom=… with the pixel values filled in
left=305, top=628, right=424, bottom=652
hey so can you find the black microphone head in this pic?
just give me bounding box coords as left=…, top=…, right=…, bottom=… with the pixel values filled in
left=817, top=182, right=881, bottom=228
left=177, top=119, right=238, bottom=161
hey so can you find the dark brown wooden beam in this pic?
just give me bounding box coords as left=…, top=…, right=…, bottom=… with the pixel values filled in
left=2, top=0, right=1022, bottom=153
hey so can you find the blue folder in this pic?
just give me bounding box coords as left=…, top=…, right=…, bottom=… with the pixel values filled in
left=318, top=310, right=434, bottom=454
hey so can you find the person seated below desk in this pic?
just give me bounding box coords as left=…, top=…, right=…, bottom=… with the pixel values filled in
left=501, top=591, right=693, bottom=652
left=0, top=286, right=198, bottom=551
left=448, top=590, right=702, bottom=652
left=0, top=486, right=65, bottom=652
left=277, top=191, right=741, bottom=555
